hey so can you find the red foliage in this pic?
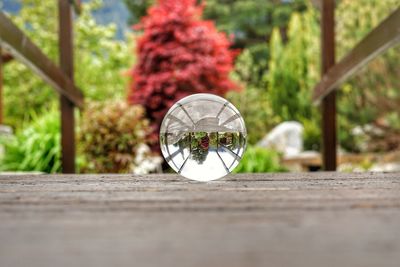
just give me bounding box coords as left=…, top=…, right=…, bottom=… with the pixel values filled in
left=127, top=0, right=240, bottom=148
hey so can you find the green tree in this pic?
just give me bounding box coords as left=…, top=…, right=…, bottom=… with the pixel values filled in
left=124, top=0, right=307, bottom=87
left=267, top=5, right=321, bottom=150
left=3, top=0, right=131, bottom=127
left=203, top=0, right=306, bottom=49
left=227, top=49, right=278, bottom=144
left=268, top=7, right=319, bottom=121
left=123, top=0, right=154, bottom=25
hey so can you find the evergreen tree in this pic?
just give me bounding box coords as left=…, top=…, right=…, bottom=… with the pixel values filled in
left=268, top=6, right=319, bottom=121
left=267, top=4, right=321, bottom=150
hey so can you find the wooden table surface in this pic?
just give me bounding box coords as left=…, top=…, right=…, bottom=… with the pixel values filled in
left=0, top=172, right=399, bottom=267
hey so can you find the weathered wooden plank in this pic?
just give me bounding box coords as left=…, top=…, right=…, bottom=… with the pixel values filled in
left=0, top=173, right=399, bottom=267
left=312, top=7, right=400, bottom=102
left=0, top=11, right=84, bottom=108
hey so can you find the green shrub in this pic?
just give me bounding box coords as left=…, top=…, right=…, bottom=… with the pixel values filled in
left=0, top=108, right=61, bottom=173
left=233, top=146, right=286, bottom=173
left=228, top=49, right=279, bottom=145
left=336, top=0, right=400, bottom=152
left=79, top=101, right=151, bottom=173
left=301, top=118, right=321, bottom=151
left=227, top=87, right=278, bottom=145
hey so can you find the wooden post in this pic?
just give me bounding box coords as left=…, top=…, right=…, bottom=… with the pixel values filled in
left=58, top=0, right=75, bottom=173
left=321, top=0, right=336, bottom=171
left=0, top=47, right=3, bottom=125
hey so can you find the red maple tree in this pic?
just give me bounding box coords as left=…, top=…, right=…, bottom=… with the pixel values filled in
left=128, top=0, right=239, bottom=147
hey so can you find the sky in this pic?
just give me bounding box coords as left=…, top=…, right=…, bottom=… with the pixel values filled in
left=0, top=0, right=131, bottom=39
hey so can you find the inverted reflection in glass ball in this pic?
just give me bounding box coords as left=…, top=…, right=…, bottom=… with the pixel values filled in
left=160, top=93, right=247, bottom=181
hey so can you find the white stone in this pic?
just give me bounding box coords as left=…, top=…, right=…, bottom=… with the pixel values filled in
left=257, top=121, right=304, bottom=157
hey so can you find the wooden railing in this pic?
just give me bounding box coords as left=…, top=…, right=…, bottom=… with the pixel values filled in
left=0, top=12, right=84, bottom=107
left=313, top=2, right=400, bottom=170
left=313, top=7, right=400, bottom=102
left=0, top=0, right=84, bottom=173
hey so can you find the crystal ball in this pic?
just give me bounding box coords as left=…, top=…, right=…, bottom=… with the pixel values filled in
left=160, top=93, right=247, bottom=181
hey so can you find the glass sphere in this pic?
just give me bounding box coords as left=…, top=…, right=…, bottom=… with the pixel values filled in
left=160, top=93, right=247, bottom=181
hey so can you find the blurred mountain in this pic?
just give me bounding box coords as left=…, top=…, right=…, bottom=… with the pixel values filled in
left=0, top=0, right=131, bottom=40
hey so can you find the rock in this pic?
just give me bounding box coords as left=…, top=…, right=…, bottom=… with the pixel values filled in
left=257, top=121, right=304, bottom=157
left=0, top=125, right=13, bottom=136
left=0, top=125, right=13, bottom=160
left=370, top=163, right=400, bottom=172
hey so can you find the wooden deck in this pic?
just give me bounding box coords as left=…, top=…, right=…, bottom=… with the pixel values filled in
left=0, top=172, right=399, bottom=267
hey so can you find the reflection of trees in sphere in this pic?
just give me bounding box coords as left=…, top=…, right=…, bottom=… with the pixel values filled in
left=160, top=94, right=247, bottom=181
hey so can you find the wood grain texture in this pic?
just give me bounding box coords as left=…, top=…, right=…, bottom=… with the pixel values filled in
left=0, top=172, right=399, bottom=267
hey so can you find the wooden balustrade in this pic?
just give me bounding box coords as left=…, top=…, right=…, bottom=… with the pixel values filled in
left=0, top=0, right=83, bottom=173
left=313, top=6, right=400, bottom=170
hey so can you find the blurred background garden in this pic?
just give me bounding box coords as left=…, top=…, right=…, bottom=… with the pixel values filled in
left=0, top=0, right=399, bottom=174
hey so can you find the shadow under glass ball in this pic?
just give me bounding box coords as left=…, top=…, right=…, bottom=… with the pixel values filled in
left=160, top=93, right=247, bottom=181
